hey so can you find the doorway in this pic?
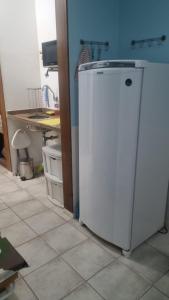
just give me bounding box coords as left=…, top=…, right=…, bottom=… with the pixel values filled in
left=0, top=0, right=73, bottom=212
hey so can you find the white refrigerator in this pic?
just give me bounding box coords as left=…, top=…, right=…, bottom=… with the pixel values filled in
left=78, top=60, right=169, bottom=255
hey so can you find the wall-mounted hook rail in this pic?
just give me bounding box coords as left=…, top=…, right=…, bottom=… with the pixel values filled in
left=131, top=35, right=167, bottom=48
left=80, top=39, right=109, bottom=47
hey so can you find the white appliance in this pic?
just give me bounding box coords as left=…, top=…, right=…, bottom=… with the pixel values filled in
left=78, top=60, right=169, bottom=255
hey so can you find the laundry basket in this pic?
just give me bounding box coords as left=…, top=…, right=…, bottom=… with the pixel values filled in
left=42, top=144, right=62, bottom=181
left=45, top=173, right=64, bottom=208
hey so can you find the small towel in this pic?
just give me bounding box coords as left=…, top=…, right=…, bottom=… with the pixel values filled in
left=75, top=46, right=92, bottom=78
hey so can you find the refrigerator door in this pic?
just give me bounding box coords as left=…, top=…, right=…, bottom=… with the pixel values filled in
left=79, top=67, right=143, bottom=250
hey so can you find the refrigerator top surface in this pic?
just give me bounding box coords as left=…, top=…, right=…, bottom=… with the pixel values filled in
left=79, top=60, right=149, bottom=71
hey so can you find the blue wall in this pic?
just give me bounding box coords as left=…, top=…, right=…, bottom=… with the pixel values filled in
left=68, top=0, right=169, bottom=127
left=68, top=0, right=119, bottom=127
left=119, top=0, right=169, bottom=62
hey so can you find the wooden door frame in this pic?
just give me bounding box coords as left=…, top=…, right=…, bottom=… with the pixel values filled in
left=55, top=0, right=73, bottom=213
left=0, top=70, right=11, bottom=171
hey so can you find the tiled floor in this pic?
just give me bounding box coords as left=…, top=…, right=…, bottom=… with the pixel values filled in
left=0, top=165, right=169, bottom=300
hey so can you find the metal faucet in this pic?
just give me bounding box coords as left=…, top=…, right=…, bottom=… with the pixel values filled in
left=41, top=85, right=58, bottom=107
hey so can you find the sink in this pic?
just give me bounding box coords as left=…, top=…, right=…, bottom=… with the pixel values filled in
left=28, top=114, right=50, bottom=120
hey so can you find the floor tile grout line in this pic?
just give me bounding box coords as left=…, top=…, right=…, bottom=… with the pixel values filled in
left=153, top=285, right=169, bottom=299
left=10, top=203, right=56, bottom=222
left=0, top=179, right=73, bottom=221
left=0, top=198, right=33, bottom=209
left=0, top=213, right=21, bottom=231
left=20, top=251, right=59, bottom=278
left=25, top=274, right=84, bottom=300
left=0, top=187, right=34, bottom=197
left=7, top=193, right=69, bottom=224
left=16, top=232, right=89, bottom=278
left=8, top=201, right=48, bottom=222
left=57, top=281, right=85, bottom=300
left=87, top=280, right=118, bottom=300
left=116, top=255, right=169, bottom=286
left=22, top=238, right=90, bottom=278
left=14, top=220, right=67, bottom=248
left=0, top=206, right=8, bottom=212
left=69, top=222, right=169, bottom=283
left=24, top=216, right=66, bottom=234
left=15, top=221, right=73, bottom=254
left=68, top=220, right=122, bottom=257
left=87, top=257, right=152, bottom=289
left=1, top=209, right=72, bottom=249
left=137, top=284, right=154, bottom=300
left=154, top=267, right=169, bottom=285
left=1, top=173, right=72, bottom=221
left=2, top=209, right=169, bottom=286
left=47, top=205, right=73, bottom=221
left=146, top=240, right=169, bottom=259
left=30, top=204, right=67, bottom=223
left=86, top=257, right=120, bottom=282
left=24, top=255, right=86, bottom=287
left=152, top=267, right=169, bottom=287
left=16, top=231, right=59, bottom=253
left=61, top=251, right=116, bottom=282
left=88, top=270, right=152, bottom=300
left=60, top=282, right=106, bottom=300
left=146, top=240, right=169, bottom=257
left=1, top=172, right=169, bottom=299
left=22, top=277, right=39, bottom=300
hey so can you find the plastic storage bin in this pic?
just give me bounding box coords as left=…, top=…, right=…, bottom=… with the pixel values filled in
left=42, top=144, right=62, bottom=181
left=45, top=173, right=64, bottom=207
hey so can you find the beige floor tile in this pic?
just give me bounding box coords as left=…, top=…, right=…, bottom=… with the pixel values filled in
left=43, top=223, right=87, bottom=255
left=25, top=258, right=83, bottom=300
left=1, top=221, right=37, bottom=247
left=119, top=243, right=169, bottom=282
left=0, top=166, right=7, bottom=174
left=0, top=182, right=19, bottom=194
left=63, top=284, right=103, bottom=300
left=0, top=200, right=7, bottom=211
left=63, top=240, right=114, bottom=279
left=147, top=232, right=169, bottom=257
left=16, top=176, right=44, bottom=188
left=52, top=206, right=73, bottom=221
left=89, top=260, right=150, bottom=300
left=0, top=189, right=33, bottom=207
left=7, top=279, right=37, bottom=300
left=0, top=174, right=13, bottom=184
left=36, top=195, right=56, bottom=208
left=155, top=271, right=169, bottom=297
left=0, top=208, right=20, bottom=229
left=26, top=182, right=47, bottom=197
left=141, top=287, right=169, bottom=300
left=17, top=237, right=57, bottom=276
left=70, top=219, right=120, bottom=258
left=12, top=199, right=46, bottom=219
left=25, top=210, right=65, bottom=234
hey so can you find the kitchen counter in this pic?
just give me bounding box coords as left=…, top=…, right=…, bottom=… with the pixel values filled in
left=7, top=108, right=60, bottom=131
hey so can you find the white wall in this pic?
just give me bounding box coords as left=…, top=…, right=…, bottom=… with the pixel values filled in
left=0, top=0, right=43, bottom=170
left=35, top=0, right=59, bottom=107
left=0, top=0, right=41, bottom=111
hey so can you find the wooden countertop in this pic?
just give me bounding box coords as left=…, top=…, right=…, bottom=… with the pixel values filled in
left=7, top=108, right=60, bottom=131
